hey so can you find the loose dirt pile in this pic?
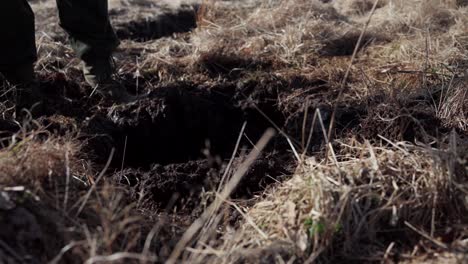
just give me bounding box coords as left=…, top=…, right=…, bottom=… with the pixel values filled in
left=0, top=0, right=467, bottom=263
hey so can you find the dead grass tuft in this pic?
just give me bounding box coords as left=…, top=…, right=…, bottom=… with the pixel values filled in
left=436, top=79, right=468, bottom=132
left=205, top=139, right=467, bottom=263
left=0, top=131, right=80, bottom=190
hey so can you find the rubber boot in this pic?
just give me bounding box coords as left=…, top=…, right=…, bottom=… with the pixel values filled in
left=82, top=57, right=113, bottom=88
left=82, top=57, right=135, bottom=103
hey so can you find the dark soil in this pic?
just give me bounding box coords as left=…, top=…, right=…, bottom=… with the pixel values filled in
left=0, top=194, right=73, bottom=264
left=117, top=152, right=291, bottom=209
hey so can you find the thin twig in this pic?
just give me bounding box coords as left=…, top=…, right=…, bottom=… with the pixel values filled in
left=63, top=146, right=71, bottom=211
left=404, top=221, right=448, bottom=249
left=85, top=252, right=158, bottom=264
left=119, top=135, right=129, bottom=184
left=50, top=241, right=87, bottom=264
left=326, top=0, right=380, bottom=148
left=0, top=239, right=24, bottom=263
left=217, top=121, right=248, bottom=194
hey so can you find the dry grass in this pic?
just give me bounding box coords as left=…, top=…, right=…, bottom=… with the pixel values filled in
left=0, top=129, right=78, bottom=189
left=0, top=125, right=154, bottom=262
left=202, top=138, right=467, bottom=263
left=162, top=0, right=468, bottom=262
left=0, top=0, right=467, bottom=263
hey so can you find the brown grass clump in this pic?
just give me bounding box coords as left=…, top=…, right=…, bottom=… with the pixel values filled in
left=435, top=78, right=468, bottom=132
left=0, top=129, right=154, bottom=263
left=201, top=138, right=467, bottom=263
left=0, top=131, right=79, bottom=190
left=190, top=0, right=350, bottom=68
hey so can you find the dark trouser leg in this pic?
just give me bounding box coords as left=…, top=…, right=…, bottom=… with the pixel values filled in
left=56, top=0, right=119, bottom=61
left=0, top=0, right=37, bottom=70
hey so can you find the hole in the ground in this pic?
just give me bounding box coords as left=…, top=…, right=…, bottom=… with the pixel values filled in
left=114, top=6, right=198, bottom=42
left=80, top=79, right=294, bottom=208
left=84, top=81, right=284, bottom=168
left=80, top=74, right=366, bottom=208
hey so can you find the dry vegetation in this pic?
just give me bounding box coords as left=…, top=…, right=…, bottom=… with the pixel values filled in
left=0, top=0, right=467, bottom=263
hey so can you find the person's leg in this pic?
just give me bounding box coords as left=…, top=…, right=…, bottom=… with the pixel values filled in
left=56, top=0, right=119, bottom=87
left=0, top=0, right=36, bottom=85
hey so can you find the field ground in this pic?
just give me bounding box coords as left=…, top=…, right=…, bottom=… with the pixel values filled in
left=0, top=0, right=467, bottom=263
